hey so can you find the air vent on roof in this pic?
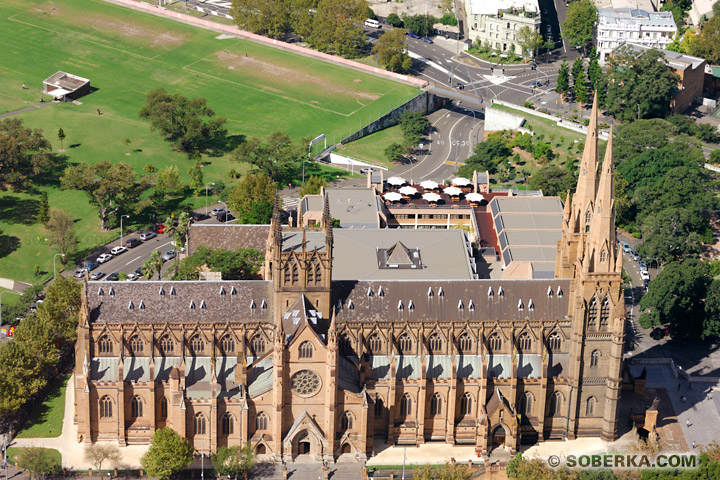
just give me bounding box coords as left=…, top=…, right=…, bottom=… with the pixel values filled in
left=528, top=299, right=534, bottom=310
left=250, top=299, right=256, bottom=309
left=261, top=300, right=267, bottom=309
left=128, top=301, right=134, bottom=310
left=488, top=286, right=494, bottom=296
left=557, top=286, right=563, bottom=297
left=200, top=300, right=206, bottom=309
left=378, top=286, right=385, bottom=296
left=109, top=287, right=115, bottom=296
left=398, top=300, right=404, bottom=310
left=469, top=299, right=475, bottom=310
left=98, top=287, right=104, bottom=296
left=438, top=287, right=444, bottom=296
left=458, top=300, right=464, bottom=310
left=220, top=286, right=226, bottom=295
left=231, top=286, right=237, bottom=295
left=348, top=300, right=354, bottom=310
left=498, top=286, right=504, bottom=296
left=408, top=300, right=414, bottom=310
left=159, top=287, right=165, bottom=296
left=139, top=300, right=145, bottom=310
left=428, top=287, right=434, bottom=297
left=547, top=286, right=553, bottom=297
left=337, top=299, right=343, bottom=310
left=189, top=300, right=196, bottom=309
left=170, top=286, right=176, bottom=296
left=517, top=299, right=524, bottom=310
left=367, top=287, right=374, bottom=297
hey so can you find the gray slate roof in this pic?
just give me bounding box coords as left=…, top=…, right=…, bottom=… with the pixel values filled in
left=188, top=224, right=270, bottom=254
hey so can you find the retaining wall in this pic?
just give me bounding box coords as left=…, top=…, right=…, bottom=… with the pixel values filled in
left=492, top=100, right=610, bottom=140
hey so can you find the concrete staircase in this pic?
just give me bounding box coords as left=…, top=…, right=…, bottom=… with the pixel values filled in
left=247, top=462, right=363, bottom=480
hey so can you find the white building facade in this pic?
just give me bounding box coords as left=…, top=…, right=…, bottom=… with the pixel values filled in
left=466, top=0, right=542, bottom=56
left=596, top=8, right=677, bottom=63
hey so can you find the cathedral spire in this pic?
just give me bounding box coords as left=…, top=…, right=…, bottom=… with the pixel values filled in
left=272, top=195, right=282, bottom=248
left=323, top=193, right=333, bottom=249
left=571, top=91, right=601, bottom=234
left=586, top=126, right=618, bottom=273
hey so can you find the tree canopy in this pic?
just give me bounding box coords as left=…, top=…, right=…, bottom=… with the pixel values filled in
left=15, top=448, right=61, bottom=480
left=562, top=0, right=597, bottom=53
left=226, top=173, right=278, bottom=221
left=211, top=444, right=257, bottom=480
left=0, top=118, right=56, bottom=190
left=299, top=175, right=326, bottom=198
left=232, top=132, right=306, bottom=183
left=141, top=428, right=194, bottom=480
left=173, top=246, right=264, bottom=280
left=372, top=29, right=412, bottom=73
left=404, top=14, right=437, bottom=37
left=516, top=26, right=544, bottom=57
left=138, top=88, right=227, bottom=152
left=457, top=134, right=512, bottom=177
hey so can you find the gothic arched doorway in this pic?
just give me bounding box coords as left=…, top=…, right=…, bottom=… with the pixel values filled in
left=341, top=443, right=352, bottom=454
left=297, top=431, right=311, bottom=455
left=491, top=425, right=507, bottom=450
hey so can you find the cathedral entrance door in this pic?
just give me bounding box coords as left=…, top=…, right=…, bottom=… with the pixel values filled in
left=491, top=425, right=506, bottom=450
left=298, top=440, right=311, bottom=455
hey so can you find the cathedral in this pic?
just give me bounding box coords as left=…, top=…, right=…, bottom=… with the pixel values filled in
left=73, top=94, right=625, bottom=462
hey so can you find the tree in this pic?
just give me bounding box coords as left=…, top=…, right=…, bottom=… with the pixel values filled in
left=211, top=444, right=257, bottom=480
left=404, top=14, right=436, bottom=37
left=457, top=134, right=512, bottom=177
left=528, top=165, right=576, bottom=196
left=575, top=81, right=589, bottom=105
left=170, top=212, right=191, bottom=252
left=232, top=132, right=306, bottom=182
left=0, top=118, right=55, bottom=189
left=57, top=128, right=66, bottom=151
left=45, top=209, right=78, bottom=259
left=141, top=427, right=194, bottom=480
left=372, top=29, right=412, bottom=73
left=562, top=0, right=598, bottom=54
left=532, top=142, right=555, bottom=162
left=639, top=259, right=711, bottom=338
left=638, top=207, right=704, bottom=262
left=306, top=0, right=368, bottom=57
left=555, top=60, right=570, bottom=96
left=230, top=0, right=291, bottom=38
left=155, top=165, right=183, bottom=198
left=413, top=462, right=472, bottom=480
left=386, top=13, right=403, bottom=27
left=385, top=143, right=406, bottom=163
left=36, top=191, right=49, bottom=224
left=603, top=47, right=681, bottom=121
left=174, top=246, right=264, bottom=280
left=61, top=162, right=149, bottom=231
left=703, top=279, right=720, bottom=339
left=516, top=26, right=544, bottom=57
left=138, top=88, right=228, bottom=152
left=587, top=57, right=602, bottom=91
left=142, top=249, right=164, bottom=280
left=187, top=164, right=204, bottom=196
left=85, top=444, right=122, bottom=471
left=15, top=448, right=61, bottom=480
left=227, top=173, right=277, bottom=217
left=661, top=0, right=691, bottom=27
left=299, top=175, right=326, bottom=198
left=399, top=110, right=431, bottom=149
left=571, top=57, right=584, bottom=87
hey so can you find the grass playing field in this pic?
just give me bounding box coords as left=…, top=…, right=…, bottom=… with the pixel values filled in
left=0, top=0, right=417, bottom=283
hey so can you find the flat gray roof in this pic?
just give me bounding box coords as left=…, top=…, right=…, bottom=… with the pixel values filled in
left=494, top=196, right=564, bottom=214
left=332, top=229, right=474, bottom=281
left=304, top=188, right=381, bottom=228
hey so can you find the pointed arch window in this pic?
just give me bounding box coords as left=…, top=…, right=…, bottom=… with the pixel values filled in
left=131, top=395, right=143, bottom=418
left=159, top=397, right=168, bottom=420
left=488, top=333, right=502, bottom=353
left=600, top=297, right=610, bottom=328
left=160, top=334, right=174, bottom=354
left=587, top=298, right=598, bottom=328
left=130, top=335, right=143, bottom=354
left=98, top=335, right=112, bottom=354
left=519, top=392, right=533, bottom=416
left=549, top=392, right=563, bottom=416
left=284, top=264, right=291, bottom=283
left=586, top=397, right=596, bottom=416
left=398, top=333, right=412, bottom=354
left=459, top=333, right=473, bottom=354
left=314, top=262, right=322, bottom=284
left=518, top=332, right=531, bottom=353
left=299, top=341, right=314, bottom=359
left=400, top=393, right=413, bottom=416
left=548, top=332, right=561, bottom=353
left=430, top=393, right=443, bottom=416
left=291, top=263, right=299, bottom=284
left=194, top=413, right=207, bottom=435
left=251, top=334, right=266, bottom=357
left=339, top=333, right=353, bottom=356
left=307, top=263, right=314, bottom=283
left=100, top=396, right=113, bottom=418
left=585, top=210, right=592, bottom=231
left=256, top=412, right=268, bottom=431
left=190, top=335, right=204, bottom=354
left=460, top=393, right=473, bottom=416
left=590, top=350, right=600, bottom=367
left=599, top=249, right=607, bottom=263
left=222, top=413, right=235, bottom=435
left=368, top=334, right=383, bottom=354
left=221, top=334, right=235, bottom=354
left=428, top=333, right=443, bottom=354
left=374, top=396, right=385, bottom=417
left=341, top=411, right=354, bottom=431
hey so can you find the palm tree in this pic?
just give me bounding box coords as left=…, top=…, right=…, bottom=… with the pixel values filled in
left=142, top=250, right=163, bottom=280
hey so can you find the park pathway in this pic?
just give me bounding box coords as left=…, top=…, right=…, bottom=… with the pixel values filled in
left=0, top=102, right=55, bottom=119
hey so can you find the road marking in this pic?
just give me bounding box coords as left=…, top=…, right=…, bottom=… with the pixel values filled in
left=444, top=160, right=462, bottom=166
left=421, top=115, right=466, bottom=180
left=126, top=255, right=142, bottom=266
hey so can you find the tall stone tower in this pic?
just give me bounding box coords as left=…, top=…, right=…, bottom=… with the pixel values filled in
left=556, top=96, right=625, bottom=440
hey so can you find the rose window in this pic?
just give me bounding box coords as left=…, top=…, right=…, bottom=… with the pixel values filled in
left=291, top=370, right=321, bottom=397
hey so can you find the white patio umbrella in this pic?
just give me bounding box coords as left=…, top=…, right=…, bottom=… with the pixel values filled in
left=399, top=186, right=418, bottom=196
left=384, top=192, right=403, bottom=202
left=420, top=180, right=439, bottom=190
left=465, top=192, right=486, bottom=203
left=444, top=186, right=463, bottom=196
left=422, top=192, right=441, bottom=203
left=451, top=177, right=472, bottom=187
left=387, top=176, right=406, bottom=186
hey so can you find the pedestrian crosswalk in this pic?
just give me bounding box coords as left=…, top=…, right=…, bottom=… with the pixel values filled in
left=281, top=197, right=300, bottom=211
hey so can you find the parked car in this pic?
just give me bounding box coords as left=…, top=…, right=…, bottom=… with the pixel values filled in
left=211, top=207, right=226, bottom=216
left=162, top=250, right=177, bottom=262
left=364, top=18, right=381, bottom=29
left=191, top=213, right=209, bottom=222
left=621, top=242, right=632, bottom=253
left=360, top=167, right=374, bottom=175
left=97, top=253, right=113, bottom=264
left=105, top=273, right=119, bottom=281
left=110, top=246, right=127, bottom=255
left=631, top=250, right=640, bottom=261
left=125, top=238, right=142, bottom=248
left=170, top=240, right=186, bottom=253
left=530, top=80, right=542, bottom=88
left=86, top=262, right=99, bottom=271
left=155, top=224, right=166, bottom=234
left=127, top=267, right=143, bottom=281
left=6, top=326, right=16, bottom=337
left=650, top=327, right=669, bottom=340
left=90, top=271, right=105, bottom=280
left=140, top=231, right=157, bottom=241
left=74, top=268, right=88, bottom=278
left=421, top=36, right=433, bottom=44
left=640, top=270, right=650, bottom=281
left=546, top=24, right=552, bottom=35
left=407, top=31, right=420, bottom=39
left=638, top=261, right=648, bottom=271
left=217, top=212, right=234, bottom=223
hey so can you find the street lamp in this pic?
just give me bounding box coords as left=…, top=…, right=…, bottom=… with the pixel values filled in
left=205, top=183, right=215, bottom=216
left=0, top=290, right=22, bottom=327
left=119, top=215, right=130, bottom=247
left=53, top=253, right=65, bottom=279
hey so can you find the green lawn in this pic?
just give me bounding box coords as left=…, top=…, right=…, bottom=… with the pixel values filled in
left=0, top=0, right=416, bottom=282
left=337, top=125, right=404, bottom=169
left=6, top=447, right=62, bottom=467
left=15, top=373, right=70, bottom=438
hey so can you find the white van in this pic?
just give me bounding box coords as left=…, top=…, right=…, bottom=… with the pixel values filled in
left=365, top=19, right=381, bottom=29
